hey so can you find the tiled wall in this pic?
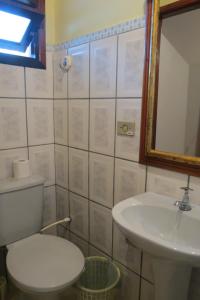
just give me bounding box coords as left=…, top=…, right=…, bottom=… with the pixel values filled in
left=0, top=51, right=57, bottom=232
left=53, top=23, right=200, bottom=300
left=1, top=18, right=200, bottom=300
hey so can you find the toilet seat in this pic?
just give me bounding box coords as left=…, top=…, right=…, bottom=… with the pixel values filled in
left=6, top=234, right=85, bottom=294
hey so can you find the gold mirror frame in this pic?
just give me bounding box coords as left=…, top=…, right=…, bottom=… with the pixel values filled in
left=140, top=0, right=200, bottom=176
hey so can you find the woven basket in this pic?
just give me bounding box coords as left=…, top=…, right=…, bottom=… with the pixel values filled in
left=77, top=257, right=120, bottom=300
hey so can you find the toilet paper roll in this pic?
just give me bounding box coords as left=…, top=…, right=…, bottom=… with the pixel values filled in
left=13, top=160, right=31, bottom=179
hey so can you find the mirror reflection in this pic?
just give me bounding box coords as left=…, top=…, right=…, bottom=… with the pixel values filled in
left=155, top=7, right=200, bottom=157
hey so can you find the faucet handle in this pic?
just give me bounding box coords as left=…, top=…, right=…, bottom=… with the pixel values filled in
left=180, top=187, right=193, bottom=193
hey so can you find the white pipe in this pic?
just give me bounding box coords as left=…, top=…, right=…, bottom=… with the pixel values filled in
left=40, top=217, right=71, bottom=233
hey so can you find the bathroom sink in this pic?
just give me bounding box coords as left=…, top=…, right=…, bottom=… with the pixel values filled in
left=112, top=192, right=200, bottom=264
left=112, top=192, right=200, bottom=300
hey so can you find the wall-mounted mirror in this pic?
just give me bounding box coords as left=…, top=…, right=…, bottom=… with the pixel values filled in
left=140, top=0, right=200, bottom=176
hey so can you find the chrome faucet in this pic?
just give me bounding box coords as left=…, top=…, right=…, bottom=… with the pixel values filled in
left=174, top=187, right=193, bottom=211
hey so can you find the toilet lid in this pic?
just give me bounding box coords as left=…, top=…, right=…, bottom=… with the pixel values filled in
left=6, top=234, right=85, bottom=293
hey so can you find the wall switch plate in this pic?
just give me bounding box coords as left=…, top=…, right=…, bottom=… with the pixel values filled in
left=117, top=121, right=135, bottom=136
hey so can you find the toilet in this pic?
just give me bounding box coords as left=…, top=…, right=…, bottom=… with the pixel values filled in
left=0, top=176, right=85, bottom=299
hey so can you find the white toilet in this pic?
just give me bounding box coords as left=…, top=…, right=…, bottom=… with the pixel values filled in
left=0, top=176, right=85, bottom=299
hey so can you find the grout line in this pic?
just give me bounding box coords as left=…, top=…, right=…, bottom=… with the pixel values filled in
left=0, top=97, right=54, bottom=100
left=51, top=97, right=143, bottom=101
left=140, top=275, right=154, bottom=286
left=139, top=251, right=144, bottom=300
left=0, top=143, right=142, bottom=167
left=66, top=96, right=142, bottom=100
left=57, top=189, right=113, bottom=211
left=57, top=144, right=142, bottom=164
left=111, top=34, right=119, bottom=258
left=66, top=49, right=71, bottom=232
left=23, top=98, right=54, bottom=101
left=88, top=42, right=91, bottom=246
left=24, top=67, right=30, bottom=160
left=27, top=143, right=55, bottom=149
left=0, top=146, right=29, bottom=152
left=56, top=183, right=113, bottom=211
left=52, top=50, right=58, bottom=224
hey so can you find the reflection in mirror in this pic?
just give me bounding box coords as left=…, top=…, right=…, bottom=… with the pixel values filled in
left=155, top=8, right=200, bottom=157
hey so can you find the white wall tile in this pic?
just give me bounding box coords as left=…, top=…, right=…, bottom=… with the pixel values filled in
left=27, top=99, right=54, bottom=146
left=89, top=153, right=114, bottom=208
left=70, top=233, right=89, bottom=257
left=116, top=262, right=140, bottom=300
left=142, top=253, right=154, bottom=283
left=146, top=167, right=188, bottom=200
left=43, top=186, right=56, bottom=226
left=56, top=186, right=69, bottom=220
left=43, top=186, right=57, bottom=236
left=113, top=224, right=141, bottom=274
left=0, top=99, right=27, bottom=149
left=90, top=36, right=117, bottom=98
left=70, top=192, right=89, bottom=240
left=90, top=202, right=112, bottom=255
left=89, top=245, right=110, bottom=258
left=69, top=148, right=88, bottom=197
left=90, top=99, right=115, bottom=155
left=140, top=280, right=154, bottom=300
left=0, top=148, right=28, bottom=180
left=68, top=44, right=89, bottom=98
left=114, top=159, right=146, bottom=204
left=117, top=28, right=145, bottom=98
left=26, top=52, right=53, bottom=98
left=189, top=177, right=200, bottom=205
left=55, top=145, right=68, bottom=189
left=29, top=144, right=55, bottom=186
left=53, top=50, right=68, bottom=99
left=116, top=99, right=141, bottom=161
left=57, top=226, right=70, bottom=239
left=0, top=64, right=25, bottom=98
left=69, top=99, right=89, bottom=150
left=54, top=100, right=68, bottom=146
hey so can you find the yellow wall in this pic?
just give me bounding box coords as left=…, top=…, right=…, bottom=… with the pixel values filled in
left=46, top=0, right=177, bottom=45
left=54, top=0, right=146, bottom=44
left=46, top=0, right=56, bottom=45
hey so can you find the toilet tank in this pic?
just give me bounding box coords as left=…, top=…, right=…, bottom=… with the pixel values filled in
left=0, top=176, right=44, bottom=247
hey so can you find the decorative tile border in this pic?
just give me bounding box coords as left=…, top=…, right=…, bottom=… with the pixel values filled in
left=53, top=16, right=145, bottom=51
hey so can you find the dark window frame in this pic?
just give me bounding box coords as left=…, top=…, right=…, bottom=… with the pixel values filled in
left=0, top=0, right=46, bottom=69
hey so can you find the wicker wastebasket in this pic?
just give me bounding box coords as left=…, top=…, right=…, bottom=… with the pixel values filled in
left=77, top=257, right=120, bottom=300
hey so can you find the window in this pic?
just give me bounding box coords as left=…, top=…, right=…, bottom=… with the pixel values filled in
left=0, top=0, right=46, bottom=69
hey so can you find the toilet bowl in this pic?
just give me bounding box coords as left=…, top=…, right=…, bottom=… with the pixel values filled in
left=7, top=234, right=85, bottom=299
left=0, top=176, right=85, bottom=299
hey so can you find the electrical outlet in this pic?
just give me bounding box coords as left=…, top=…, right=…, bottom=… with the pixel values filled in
left=117, top=121, right=135, bottom=136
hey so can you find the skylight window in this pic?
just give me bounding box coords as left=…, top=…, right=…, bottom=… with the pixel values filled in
left=0, top=10, right=31, bottom=43
left=0, top=0, right=46, bottom=69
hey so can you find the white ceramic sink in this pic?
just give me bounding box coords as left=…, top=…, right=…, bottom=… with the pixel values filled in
left=112, top=192, right=200, bottom=300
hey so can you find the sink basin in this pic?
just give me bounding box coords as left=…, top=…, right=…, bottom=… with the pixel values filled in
left=112, top=192, right=200, bottom=300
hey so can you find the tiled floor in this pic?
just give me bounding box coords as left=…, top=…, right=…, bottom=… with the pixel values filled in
left=8, top=284, right=121, bottom=300
left=8, top=284, right=82, bottom=300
